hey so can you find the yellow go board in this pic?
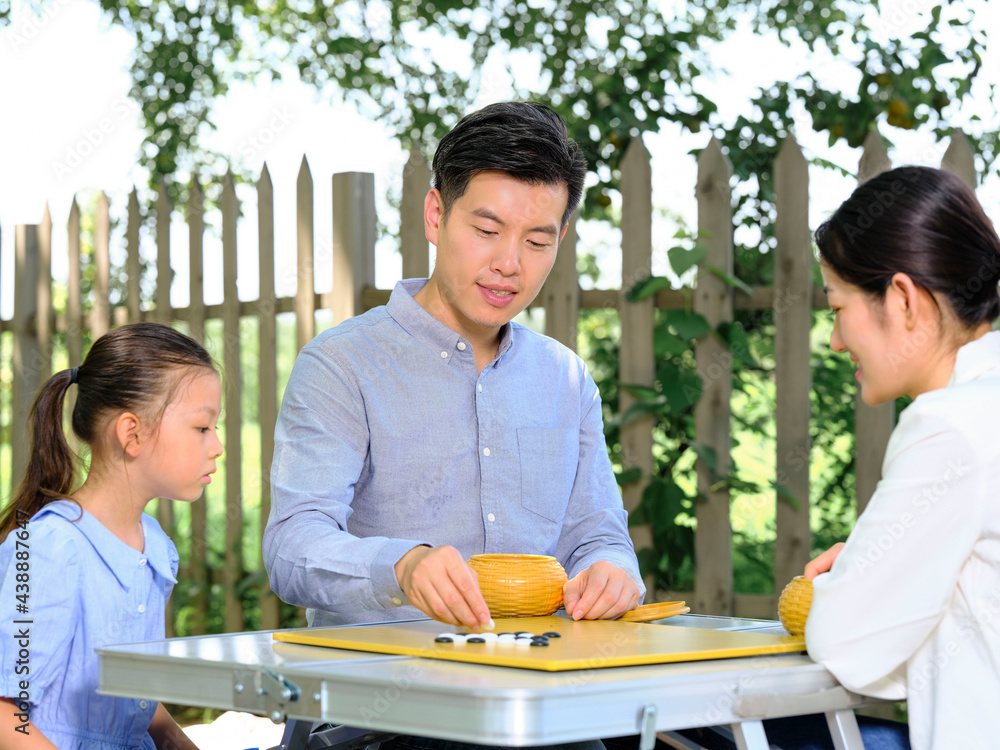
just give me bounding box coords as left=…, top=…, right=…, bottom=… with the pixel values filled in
left=274, top=615, right=806, bottom=672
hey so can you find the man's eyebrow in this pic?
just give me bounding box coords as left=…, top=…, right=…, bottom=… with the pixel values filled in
left=470, top=208, right=559, bottom=236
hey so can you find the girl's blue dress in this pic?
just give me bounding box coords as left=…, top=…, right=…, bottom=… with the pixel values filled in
left=0, top=500, right=178, bottom=749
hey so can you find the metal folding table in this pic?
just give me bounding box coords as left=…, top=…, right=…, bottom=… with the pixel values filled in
left=98, top=614, right=881, bottom=750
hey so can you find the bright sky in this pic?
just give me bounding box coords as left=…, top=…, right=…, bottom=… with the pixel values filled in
left=1, top=0, right=999, bottom=320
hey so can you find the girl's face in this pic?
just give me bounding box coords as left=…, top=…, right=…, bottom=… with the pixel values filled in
left=821, top=262, right=975, bottom=405
left=140, top=370, right=223, bottom=503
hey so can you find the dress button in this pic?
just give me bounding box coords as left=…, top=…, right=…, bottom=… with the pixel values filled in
left=457, top=342, right=467, bottom=351
left=139, top=558, right=147, bottom=566
left=138, top=604, right=146, bottom=614
left=487, top=513, right=495, bottom=522
left=483, top=448, right=490, bottom=457
left=139, top=700, right=148, bottom=710
left=391, top=597, right=402, bottom=605
left=440, top=351, right=448, bottom=359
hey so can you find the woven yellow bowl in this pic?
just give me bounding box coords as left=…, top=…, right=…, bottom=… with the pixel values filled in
left=468, top=554, right=567, bottom=617
left=777, top=575, right=814, bottom=636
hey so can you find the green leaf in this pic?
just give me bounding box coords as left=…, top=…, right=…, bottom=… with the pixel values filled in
left=664, top=310, right=711, bottom=340
left=667, top=244, right=707, bottom=276
left=625, top=275, right=672, bottom=303
left=717, top=321, right=761, bottom=369
left=616, top=467, right=643, bottom=486
left=705, top=264, right=754, bottom=295
left=773, top=481, right=802, bottom=510
left=654, top=328, right=689, bottom=358
left=688, top=440, right=719, bottom=477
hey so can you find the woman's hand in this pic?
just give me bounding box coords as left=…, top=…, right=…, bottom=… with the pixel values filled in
left=804, top=542, right=845, bottom=580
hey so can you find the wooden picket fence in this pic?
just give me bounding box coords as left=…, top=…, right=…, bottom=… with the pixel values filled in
left=0, top=129, right=979, bottom=631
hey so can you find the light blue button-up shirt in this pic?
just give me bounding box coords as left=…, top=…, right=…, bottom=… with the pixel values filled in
left=0, top=500, right=177, bottom=749
left=264, top=278, right=643, bottom=626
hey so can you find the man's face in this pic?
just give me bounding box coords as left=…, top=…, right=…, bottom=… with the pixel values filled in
left=421, top=171, right=569, bottom=343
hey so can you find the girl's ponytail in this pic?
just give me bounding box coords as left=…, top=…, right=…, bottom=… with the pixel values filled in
left=0, top=369, right=77, bottom=541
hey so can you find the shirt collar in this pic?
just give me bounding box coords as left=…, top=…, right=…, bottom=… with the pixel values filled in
left=387, top=279, right=514, bottom=367
left=34, top=500, right=178, bottom=588
left=948, top=330, right=1000, bottom=387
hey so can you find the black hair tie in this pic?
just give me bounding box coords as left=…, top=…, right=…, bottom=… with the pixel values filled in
left=70, top=367, right=79, bottom=384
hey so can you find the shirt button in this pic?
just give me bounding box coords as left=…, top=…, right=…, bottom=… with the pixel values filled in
left=139, top=700, right=148, bottom=710
left=487, top=513, right=496, bottom=522
left=138, top=604, right=146, bottom=614
left=440, top=351, right=448, bottom=359
left=477, top=384, right=482, bottom=392
left=483, top=448, right=490, bottom=457
left=391, top=597, right=402, bottom=605
left=457, top=342, right=467, bottom=351
left=139, top=558, right=147, bottom=566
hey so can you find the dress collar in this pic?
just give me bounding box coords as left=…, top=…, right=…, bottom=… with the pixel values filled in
left=35, top=500, right=177, bottom=588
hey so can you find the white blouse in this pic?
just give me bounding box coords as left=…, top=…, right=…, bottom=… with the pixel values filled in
left=807, top=331, right=1000, bottom=750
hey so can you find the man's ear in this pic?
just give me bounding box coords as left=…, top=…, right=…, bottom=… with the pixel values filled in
left=115, top=412, right=143, bottom=457
left=424, top=189, right=444, bottom=247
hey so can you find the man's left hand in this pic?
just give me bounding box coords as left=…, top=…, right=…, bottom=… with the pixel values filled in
left=562, top=560, right=642, bottom=620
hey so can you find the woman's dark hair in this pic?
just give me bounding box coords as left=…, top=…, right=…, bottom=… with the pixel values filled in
left=0, top=323, right=216, bottom=541
left=816, top=165, right=1000, bottom=328
left=432, top=101, right=587, bottom=229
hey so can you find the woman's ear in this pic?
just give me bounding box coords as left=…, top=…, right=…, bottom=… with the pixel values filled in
left=888, top=272, right=927, bottom=330
left=115, top=412, right=143, bottom=457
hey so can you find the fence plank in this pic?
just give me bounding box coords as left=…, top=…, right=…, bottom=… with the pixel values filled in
left=11, top=225, right=41, bottom=487
left=155, top=183, right=175, bottom=582
left=694, top=137, right=735, bottom=615
left=37, top=206, right=53, bottom=382
left=126, top=189, right=141, bottom=324
left=67, top=200, right=83, bottom=365
left=942, top=130, right=976, bottom=188
left=92, top=193, right=111, bottom=338
left=541, top=214, right=578, bottom=351
left=258, top=164, right=281, bottom=630
left=401, top=146, right=431, bottom=280
left=619, top=138, right=656, bottom=596
left=330, top=172, right=377, bottom=326
left=296, top=157, right=315, bottom=350
left=188, top=177, right=208, bottom=634
left=773, top=136, right=813, bottom=590
left=66, top=200, right=83, bottom=459
left=854, top=131, right=894, bottom=516
left=221, top=173, right=244, bottom=632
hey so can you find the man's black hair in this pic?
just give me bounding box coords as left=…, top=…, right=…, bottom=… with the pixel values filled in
left=432, top=102, right=587, bottom=229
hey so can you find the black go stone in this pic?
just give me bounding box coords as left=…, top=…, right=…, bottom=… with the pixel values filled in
left=529, top=639, right=549, bottom=647
left=543, top=631, right=562, bottom=638
left=467, top=637, right=486, bottom=643
left=434, top=637, right=453, bottom=643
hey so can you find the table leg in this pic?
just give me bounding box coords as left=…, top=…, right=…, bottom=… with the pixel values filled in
left=731, top=720, right=770, bottom=750
left=825, top=709, right=865, bottom=750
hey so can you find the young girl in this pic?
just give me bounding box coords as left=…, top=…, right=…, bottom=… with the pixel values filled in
left=0, top=323, right=222, bottom=749
left=804, top=166, right=1000, bottom=750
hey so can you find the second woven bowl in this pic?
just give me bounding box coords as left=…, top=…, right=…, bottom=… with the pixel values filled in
left=777, top=575, right=813, bottom=636
left=468, top=554, right=567, bottom=617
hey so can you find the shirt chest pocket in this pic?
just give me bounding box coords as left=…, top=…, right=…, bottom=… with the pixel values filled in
left=517, top=428, right=578, bottom=523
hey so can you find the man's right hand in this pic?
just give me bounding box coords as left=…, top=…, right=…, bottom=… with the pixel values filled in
left=394, top=545, right=492, bottom=630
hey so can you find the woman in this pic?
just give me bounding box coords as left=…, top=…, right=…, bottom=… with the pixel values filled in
left=805, top=165, right=1000, bottom=750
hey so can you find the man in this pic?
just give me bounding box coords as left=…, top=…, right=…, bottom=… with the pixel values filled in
left=264, top=101, right=644, bottom=631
